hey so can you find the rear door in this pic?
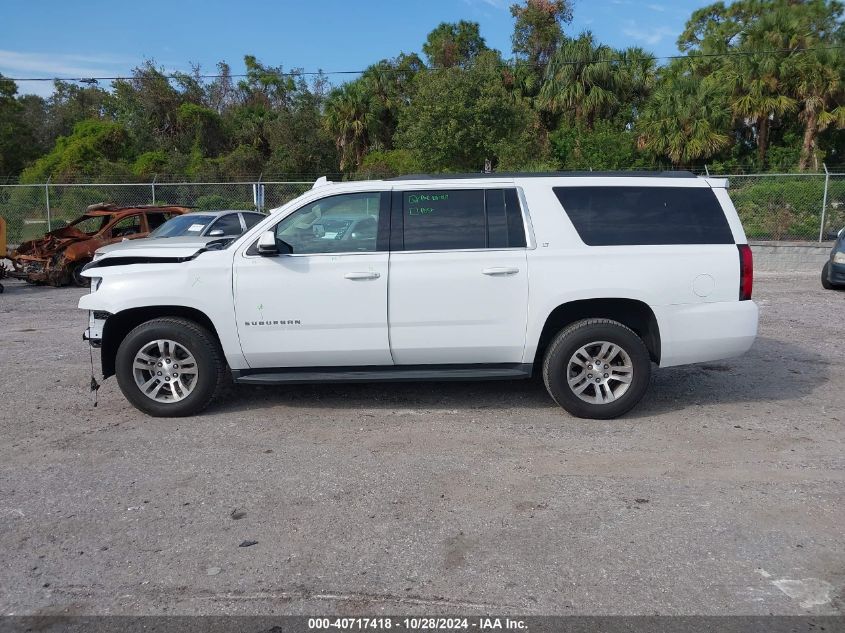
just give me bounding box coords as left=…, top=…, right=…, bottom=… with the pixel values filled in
left=388, top=187, right=530, bottom=365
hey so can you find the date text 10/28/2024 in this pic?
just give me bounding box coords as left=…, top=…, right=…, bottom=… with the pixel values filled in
left=308, top=617, right=527, bottom=630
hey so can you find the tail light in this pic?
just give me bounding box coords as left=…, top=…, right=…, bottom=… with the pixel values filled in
left=738, top=244, right=753, bottom=300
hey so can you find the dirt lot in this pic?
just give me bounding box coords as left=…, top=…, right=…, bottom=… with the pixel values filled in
left=0, top=273, right=843, bottom=616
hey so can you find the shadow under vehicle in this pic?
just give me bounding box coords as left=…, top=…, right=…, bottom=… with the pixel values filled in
left=9, top=203, right=190, bottom=287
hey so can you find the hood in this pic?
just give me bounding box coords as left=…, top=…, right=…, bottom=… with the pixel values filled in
left=94, top=235, right=226, bottom=258
left=84, top=237, right=231, bottom=273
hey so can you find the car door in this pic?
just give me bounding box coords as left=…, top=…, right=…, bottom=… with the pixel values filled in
left=234, top=191, right=392, bottom=368
left=388, top=187, right=530, bottom=365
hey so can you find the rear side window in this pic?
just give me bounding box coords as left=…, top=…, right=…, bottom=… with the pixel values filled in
left=553, top=186, right=733, bottom=246
left=400, top=188, right=526, bottom=251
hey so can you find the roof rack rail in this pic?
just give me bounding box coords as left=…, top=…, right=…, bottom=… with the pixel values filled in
left=387, top=171, right=698, bottom=180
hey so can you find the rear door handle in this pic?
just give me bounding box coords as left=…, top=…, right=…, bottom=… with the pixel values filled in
left=482, top=267, right=520, bottom=276
left=344, top=271, right=381, bottom=280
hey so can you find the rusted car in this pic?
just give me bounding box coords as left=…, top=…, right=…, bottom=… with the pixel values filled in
left=10, top=203, right=190, bottom=287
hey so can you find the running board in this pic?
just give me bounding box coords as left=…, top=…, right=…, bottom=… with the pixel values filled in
left=232, top=364, right=533, bottom=385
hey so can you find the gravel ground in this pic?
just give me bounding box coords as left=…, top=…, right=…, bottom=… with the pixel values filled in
left=0, top=273, right=843, bottom=616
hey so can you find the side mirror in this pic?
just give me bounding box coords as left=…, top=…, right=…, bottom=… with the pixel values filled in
left=257, top=230, right=278, bottom=256
left=256, top=230, right=293, bottom=256
left=208, top=229, right=225, bottom=237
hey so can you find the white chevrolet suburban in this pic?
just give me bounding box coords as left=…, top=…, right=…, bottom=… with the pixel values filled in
left=79, top=172, right=758, bottom=419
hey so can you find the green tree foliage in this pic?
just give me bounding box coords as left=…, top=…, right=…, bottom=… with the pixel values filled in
left=20, top=119, right=134, bottom=181
left=550, top=120, right=644, bottom=170
left=511, top=0, right=573, bottom=69
left=540, top=33, right=624, bottom=128
left=422, top=21, right=488, bottom=69
left=0, top=74, right=38, bottom=179
left=677, top=0, right=845, bottom=169
left=395, top=50, right=540, bottom=171
left=0, top=1, right=843, bottom=181
left=637, top=62, right=732, bottom=166
left=324, top=81, right=379, bottom=172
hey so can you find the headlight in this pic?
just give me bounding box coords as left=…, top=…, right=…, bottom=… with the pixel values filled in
left=834, top=252, right=845, bottom=264
left=90, top=277, right=102, bottom=291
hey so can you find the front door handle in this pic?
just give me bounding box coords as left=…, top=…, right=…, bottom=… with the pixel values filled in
left=344, top=271, right=381, bottom=280
left=482, top=267, right=520, bottom=276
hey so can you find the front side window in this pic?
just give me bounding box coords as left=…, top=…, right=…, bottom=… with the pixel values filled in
left=242, top=213, right=264, bottom=229
left=208, top=213, right=243, bottom=236
left=274, top=192, right=383, bottom=254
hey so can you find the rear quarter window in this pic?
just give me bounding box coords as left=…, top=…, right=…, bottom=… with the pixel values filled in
left=553, top=186, right=734, bottom=246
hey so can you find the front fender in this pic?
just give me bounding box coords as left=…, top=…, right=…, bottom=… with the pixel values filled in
left=78, top=253, right=247, bottom=370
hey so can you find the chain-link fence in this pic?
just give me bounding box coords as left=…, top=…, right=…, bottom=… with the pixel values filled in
left=0, top=180, right=313, bottom=246
left=717, top=171, right=844, bottom=242
left=1, top=173, right=843, bottom=247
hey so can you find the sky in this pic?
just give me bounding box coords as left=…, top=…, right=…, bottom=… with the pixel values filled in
left=0, top=0, right=706, bottom=97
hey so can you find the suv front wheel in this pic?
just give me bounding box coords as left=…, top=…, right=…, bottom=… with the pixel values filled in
left=115, top=317, right=225, bottom=417
left=542, top=318, right=651, bottom=419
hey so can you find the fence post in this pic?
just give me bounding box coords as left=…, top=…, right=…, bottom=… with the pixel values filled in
left=254, top=173, right=264, bottom=212
left=819, top=163, right=829, bottom=243
left=45, top=176, right=52, bottom=232
left=151, top=174, right=157, bottom=205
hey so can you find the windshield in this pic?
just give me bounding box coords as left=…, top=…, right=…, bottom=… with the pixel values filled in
left=149, top=214, right=215, bottom=238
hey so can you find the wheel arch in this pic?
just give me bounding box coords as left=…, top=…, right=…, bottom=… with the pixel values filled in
left=533, top=298, right=661, bottom=367
left=100, top=306, right=223, bottom=379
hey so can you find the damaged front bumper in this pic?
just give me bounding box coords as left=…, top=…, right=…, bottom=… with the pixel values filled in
left=83, top=311, right=109, bottom=347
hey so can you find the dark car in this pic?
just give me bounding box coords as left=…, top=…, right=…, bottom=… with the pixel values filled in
left=822, top=227, right=845, bottom=290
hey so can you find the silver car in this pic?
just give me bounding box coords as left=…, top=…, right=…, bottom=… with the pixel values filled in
left=94, top=210, right=265, bottom=259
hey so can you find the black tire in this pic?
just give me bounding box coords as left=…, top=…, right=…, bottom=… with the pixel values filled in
left=821, top=261, right=838, bottom=290
left=70, top=260, right=91, bottom=287
left=115, top=317, right=226, bottom=417
left=542, top=318, right=651, bottom=419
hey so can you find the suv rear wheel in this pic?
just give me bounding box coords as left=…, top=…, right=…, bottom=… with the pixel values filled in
left=115, top=317, right=225, bottom=417
left=542, top=318, right=651, bottom=419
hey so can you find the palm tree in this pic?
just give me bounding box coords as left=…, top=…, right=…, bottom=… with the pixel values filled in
left=323, top=82, right=380, bottom=172
left=722, top=8, right=798, bottom=167
left=638, top=63, right=731, bottom=167
left=724, top=53, right=796, bottom=166
left=539, top=33, right=620, bottom=128
left=791, top=47, right=845, bottom=171
left=614, top=46, right=657, bottom=124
